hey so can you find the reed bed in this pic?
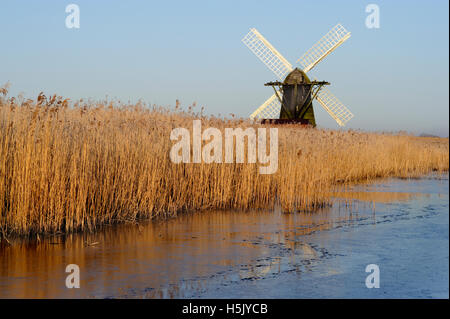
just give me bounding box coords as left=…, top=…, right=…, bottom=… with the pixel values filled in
left=0, top=86, right=448, bottom=237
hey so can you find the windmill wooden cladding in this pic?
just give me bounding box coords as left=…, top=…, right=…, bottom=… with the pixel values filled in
left=0, top=91, right=448, bottom=237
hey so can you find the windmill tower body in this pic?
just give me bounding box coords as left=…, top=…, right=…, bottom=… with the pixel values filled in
left=279, top=68, right=316, bottom=126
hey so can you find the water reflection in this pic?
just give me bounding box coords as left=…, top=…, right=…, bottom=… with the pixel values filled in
left=0, top=189, right=429, bottom=298
left=333, top=191, right=426, bottom=203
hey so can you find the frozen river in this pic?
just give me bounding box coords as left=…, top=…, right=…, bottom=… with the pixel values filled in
left=0, top=175, right=448, bottom=298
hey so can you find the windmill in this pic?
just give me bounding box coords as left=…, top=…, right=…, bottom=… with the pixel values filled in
left=242, top=24, right=354, bottom=127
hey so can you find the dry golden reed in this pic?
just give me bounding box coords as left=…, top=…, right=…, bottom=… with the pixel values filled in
left=0, top=86, right=448, bottom=237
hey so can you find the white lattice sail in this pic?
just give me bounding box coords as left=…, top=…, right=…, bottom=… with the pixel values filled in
left=315, top=87, right=353, bottom=126
left=297, top=24, right=351, bottom=73
left=249, top=93, right=281, bottom=119
left=242, top=28, right=293, bottom=80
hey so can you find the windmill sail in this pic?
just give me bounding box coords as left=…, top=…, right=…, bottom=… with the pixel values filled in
left=242, top=28, right=293, bottom=80
left=297, top=24, right=351, bottom=73
left=314, top=87, right=353, bottom=126
left=249, top=93, right=281, bottom=119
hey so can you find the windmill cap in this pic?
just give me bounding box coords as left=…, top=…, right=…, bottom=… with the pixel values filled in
left=284, top=68, right=311, bottom=85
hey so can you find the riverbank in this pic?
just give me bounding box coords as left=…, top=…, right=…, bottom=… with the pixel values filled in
left=0, top=89, right=448, bottom=237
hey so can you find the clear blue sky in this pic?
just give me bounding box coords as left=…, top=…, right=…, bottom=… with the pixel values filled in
left=1, top=0, right=448, bottom=136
